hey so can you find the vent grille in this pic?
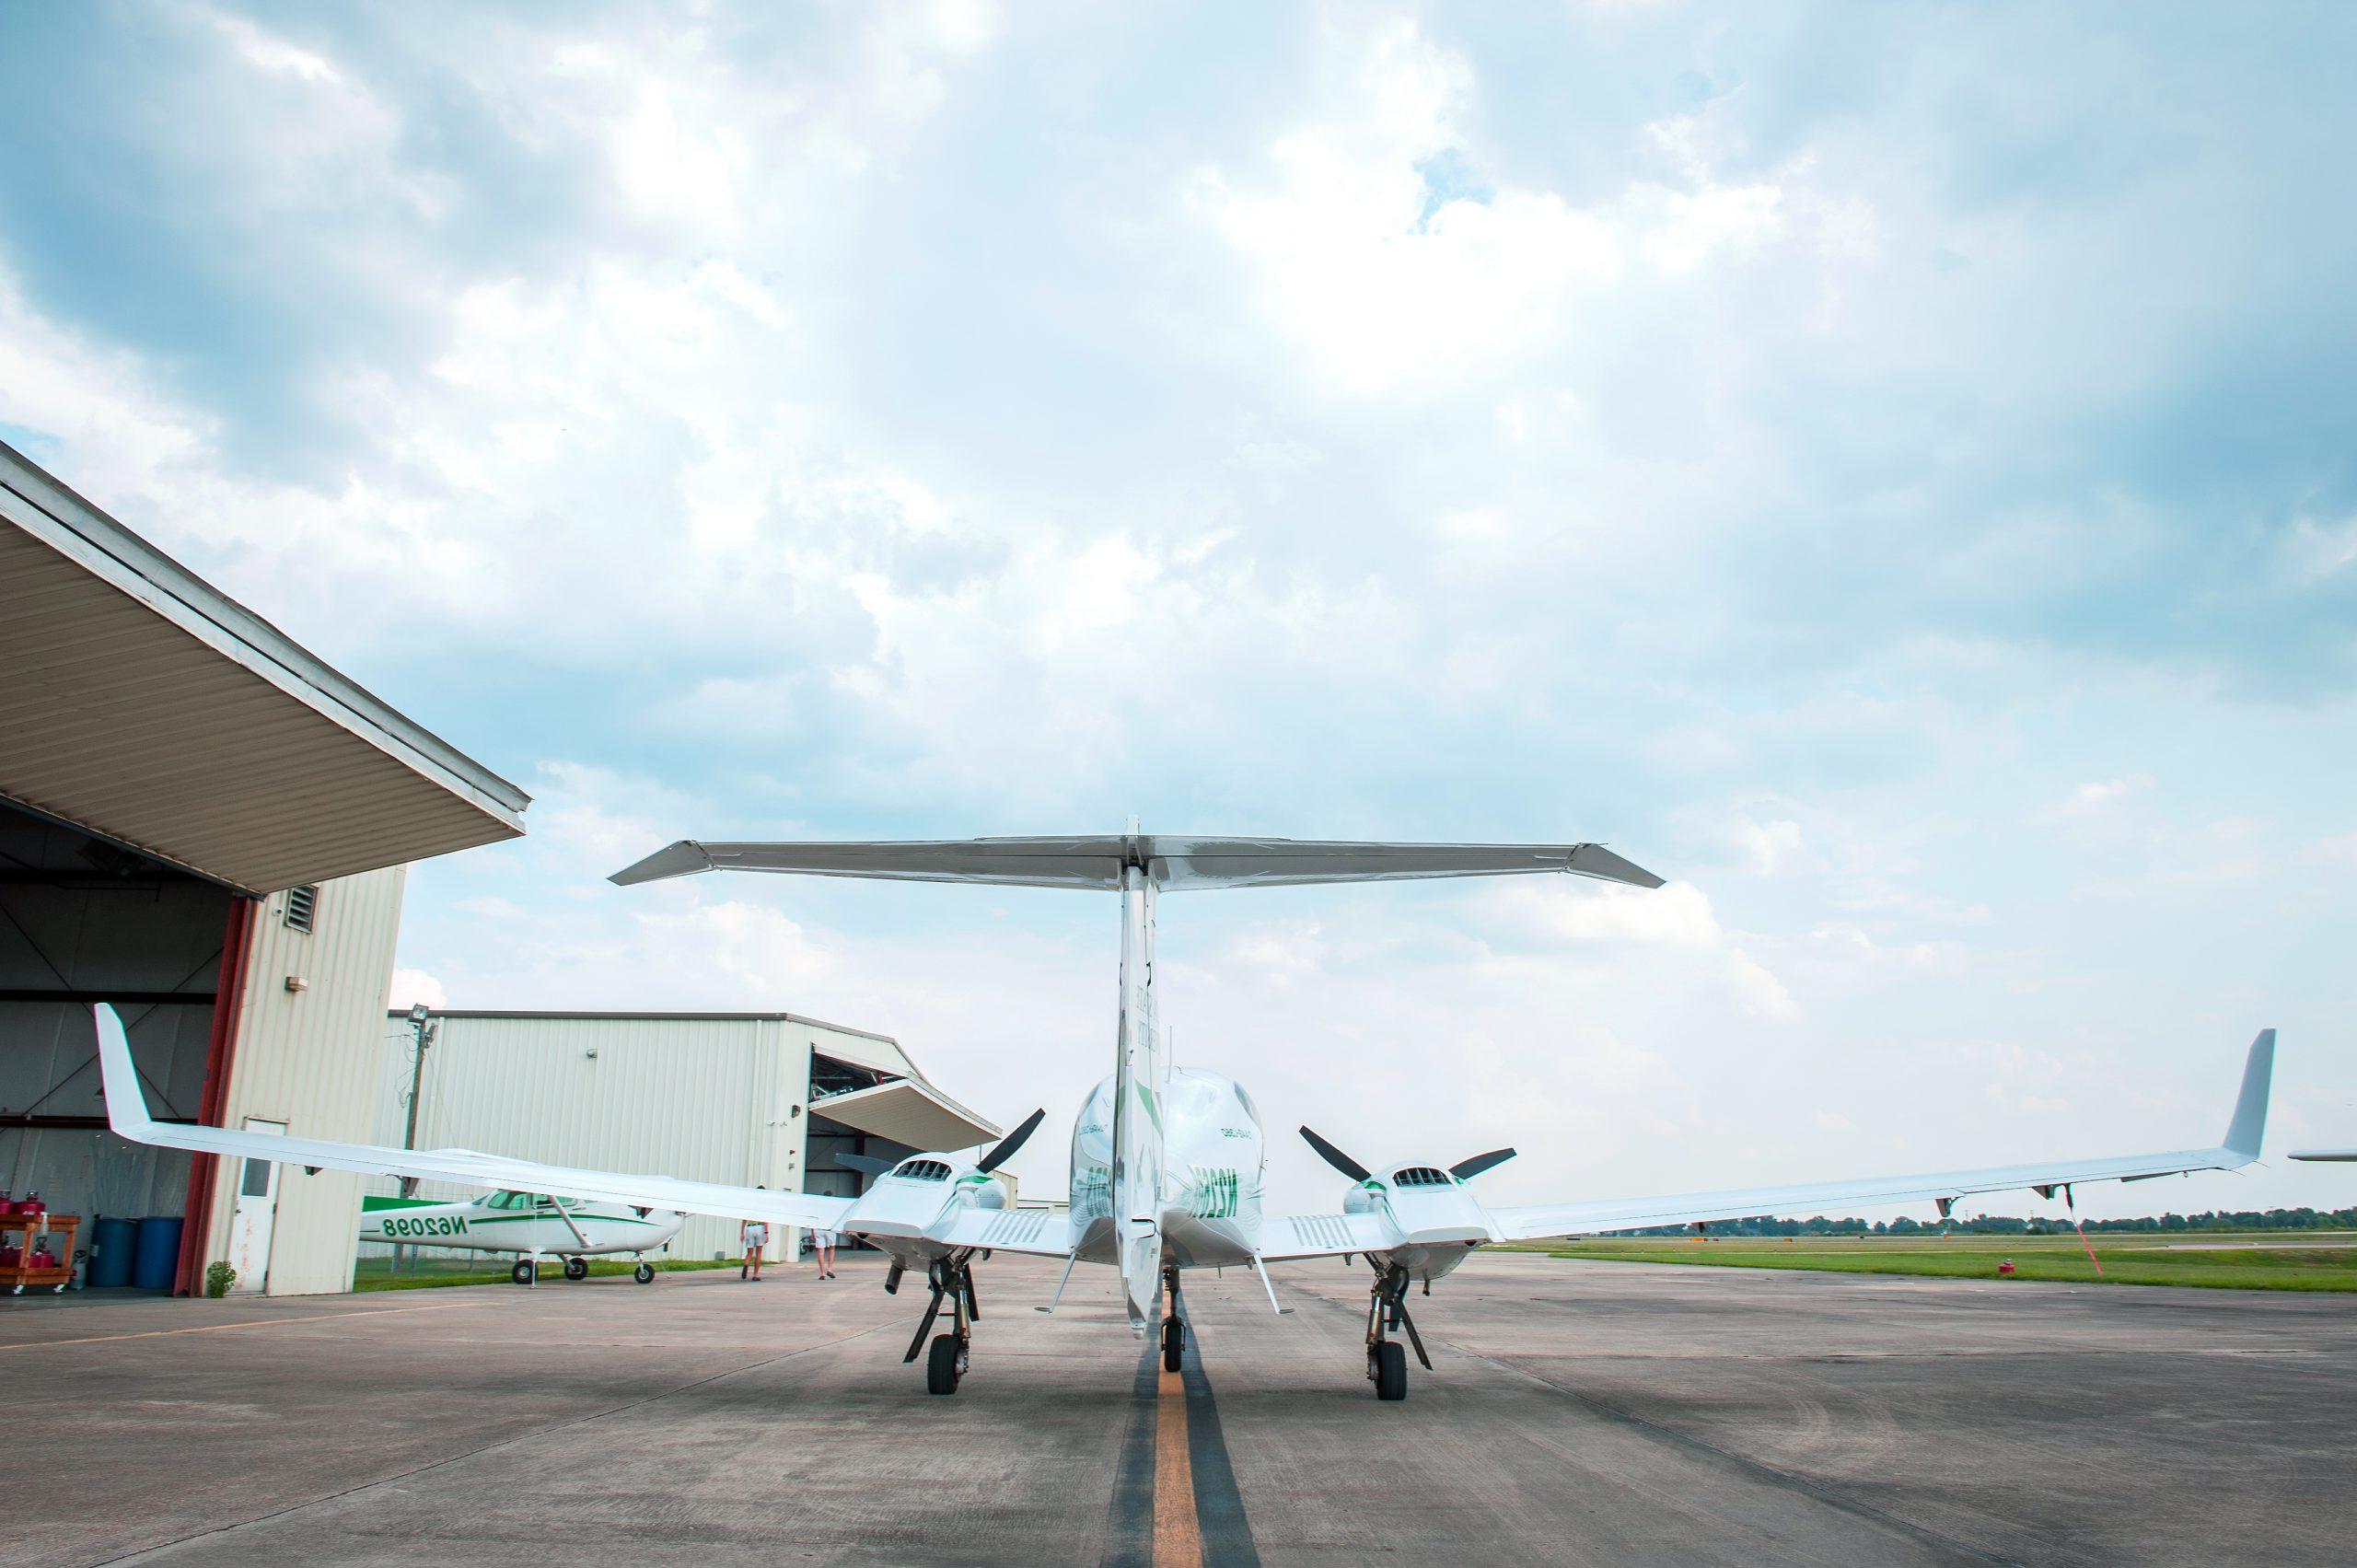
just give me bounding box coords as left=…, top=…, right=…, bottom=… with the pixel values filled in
left=896, top=1159, right=952, bottom=1182
left=1394, top=1166, right=1451, bottom=1187
left=284, top=885, right=319, bottom=933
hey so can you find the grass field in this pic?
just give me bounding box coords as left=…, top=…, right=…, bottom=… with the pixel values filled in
left=353, top=1256, right=742, bottom=1292
left=1506, top=1232, right=2357, bottom=1292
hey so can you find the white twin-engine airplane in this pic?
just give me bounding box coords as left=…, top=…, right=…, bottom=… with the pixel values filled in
left=95, top=832, right=2275, bottom=1402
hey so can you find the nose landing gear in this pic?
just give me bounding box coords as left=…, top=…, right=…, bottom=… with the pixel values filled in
left=1365, top=1260, right=1429, bottom=1401
left=905, top=1251, right=981, bottom=1395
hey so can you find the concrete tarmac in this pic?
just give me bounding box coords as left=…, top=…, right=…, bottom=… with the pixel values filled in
left=6, top=1252, right=2351, bottom=1566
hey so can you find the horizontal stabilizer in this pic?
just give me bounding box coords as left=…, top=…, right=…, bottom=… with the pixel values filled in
left=612, top=833, right=1662, bottom=892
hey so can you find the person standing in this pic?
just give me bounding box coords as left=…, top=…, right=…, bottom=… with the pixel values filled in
left=811, top=1222, right=838, bottom=1279
left=740, top=1187, right=770, bottom=1282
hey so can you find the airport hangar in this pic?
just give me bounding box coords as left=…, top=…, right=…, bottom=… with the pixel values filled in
left=0, top=438, right=530, bottom=1297
left=366, top=1009, right=1007, bottom=1269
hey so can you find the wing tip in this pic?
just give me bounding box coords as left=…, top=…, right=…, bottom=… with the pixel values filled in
left=610, top=840, right=713, bottom=887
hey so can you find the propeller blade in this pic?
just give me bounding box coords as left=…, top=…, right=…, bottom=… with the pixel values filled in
left=977, top=1109, right=1047, bottom=1174
left=1300, top=1126, right=1372, bottom=1183
left=1449, top=1147, right=1516, bottom=1181
left=838, top=1153, right=896, bottom=1178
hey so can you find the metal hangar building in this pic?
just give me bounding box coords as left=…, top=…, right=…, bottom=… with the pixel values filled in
left=0, top=439, right=528, bottom=1296
left=371, top=1009, right=1007, bottom=1265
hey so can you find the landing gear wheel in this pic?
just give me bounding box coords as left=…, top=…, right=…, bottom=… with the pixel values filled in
left=510, top=1258, right=538, bottom=1285
left=925, top=1333, right=965, bottom=1395
left=1161, top=1317, right=1184, bottom=1373
left=633, top=1262, right=656, bottom=1284
left=1373, top=1341, right=1408, bottom=1401
left=563, top=1256, right=589, bottom=1282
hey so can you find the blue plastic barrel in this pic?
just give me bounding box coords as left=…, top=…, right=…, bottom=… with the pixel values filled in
left=132, top=1216, right=183, bottom=1291
left=87, top=1217, right=137, bottom=1288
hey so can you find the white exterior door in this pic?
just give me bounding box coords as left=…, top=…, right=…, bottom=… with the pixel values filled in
left=224, top=1119, right=286, bottom=1295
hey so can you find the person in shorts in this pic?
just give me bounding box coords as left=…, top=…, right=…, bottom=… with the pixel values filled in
left=811, top=1223, right=838, bottom=1279
left=740, top=1187, right=770, bottom=1282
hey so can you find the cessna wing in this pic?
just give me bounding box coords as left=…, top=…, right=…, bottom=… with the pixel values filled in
left=93, top=1005, right=852, bottom=1231
left=1493, top=1028, right=2275, bottom=1242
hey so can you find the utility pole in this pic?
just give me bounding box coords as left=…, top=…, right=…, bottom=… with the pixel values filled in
left=400, top=1003, right=435, bottom=1197
left=397, top=1005, right=435, bottom=1280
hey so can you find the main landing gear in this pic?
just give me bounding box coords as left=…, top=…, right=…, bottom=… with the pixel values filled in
left=1365, top=1260, right=1430, bottom=1401
left=510, top=1257, right=538, bottom=1285
left=1161, top=1267, right=1186, bottom=1373
left=905, top=1252, right=981, bottom=1395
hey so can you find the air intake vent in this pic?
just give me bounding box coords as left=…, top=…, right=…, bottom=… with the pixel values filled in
left=897, top=1159, right=953, bottom=1182
left=284, top=885, right=319, bottom=933
left=1394, top=1166, right=1451, bottom=1188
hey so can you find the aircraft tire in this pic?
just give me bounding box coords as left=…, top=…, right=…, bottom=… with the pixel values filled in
left=510, top=1259, right=537, bottom=1286
left=925, top=1333, right=962, bottom=1395
left=1374, top=1341, right=1408, bottom=1401
left=633, top=1262, right=656, bottom=1283
left=563, top=1256, right=589, bottom=1282
left=1161, top=1318, right=1184, bottom=1373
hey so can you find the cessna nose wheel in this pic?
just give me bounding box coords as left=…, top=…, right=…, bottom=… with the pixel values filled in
left=563, top=1256, right=589, bottom=1282
left=633, top=1261, right=656, bottom=1283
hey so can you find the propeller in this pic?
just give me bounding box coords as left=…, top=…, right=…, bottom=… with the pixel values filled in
left=977, top=1109, right=1046, bottom=1174
left=1300, top=1127, right=1519, bottom=1184
left=1449, top=1148, right=1516, bottom=1181
left=1299, top=1125, right=1372, bottom=1183
left=838, top=1153, right=896, bottom=1177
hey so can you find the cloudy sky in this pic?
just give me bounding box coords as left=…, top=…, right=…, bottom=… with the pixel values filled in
left=4, top=2, right=2353, bottom=1219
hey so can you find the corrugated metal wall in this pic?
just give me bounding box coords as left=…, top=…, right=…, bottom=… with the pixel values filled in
left=201, top=865, right=406, bottom=1295
left=0, top=804, right=226, bottom=1227
left=369, top=1013, right=886, bottom=1262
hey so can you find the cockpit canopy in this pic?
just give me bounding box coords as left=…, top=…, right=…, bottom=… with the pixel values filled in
left=1391, top=1166, right=1453, bottom=1188
left=895, top=1158, right=954, bottom=1182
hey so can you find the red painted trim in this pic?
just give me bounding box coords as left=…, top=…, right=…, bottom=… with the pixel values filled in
left=176, top=895, right=256, bottom=1295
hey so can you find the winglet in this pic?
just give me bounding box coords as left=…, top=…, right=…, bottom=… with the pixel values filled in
left=2223, top=1028, right=2274, bottom=1161
left=610, top=840, right=715, bottom=887
left=93, top=1004, right=157, bottom=1140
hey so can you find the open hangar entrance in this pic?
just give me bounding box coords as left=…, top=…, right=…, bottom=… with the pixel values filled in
left=0, top=439, right=528, bottom=1296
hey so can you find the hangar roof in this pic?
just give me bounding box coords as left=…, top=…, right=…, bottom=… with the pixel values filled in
left=0, top=441, right=527, bottom=895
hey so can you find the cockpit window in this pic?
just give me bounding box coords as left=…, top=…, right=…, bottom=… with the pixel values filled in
left=896, top=1159, right=953, bottom=1182
left=1394, top=1167, right=1452, bottom=1188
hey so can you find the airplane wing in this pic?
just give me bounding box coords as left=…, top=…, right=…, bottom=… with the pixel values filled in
left=93, top=1005, right=853, bottom=1230
left=1257, top=1212, right=1400, bottom=1260
left=938, top=1205, right=1076, bottom=1259
left=1492, top=1029, right=2275, bottom=1242
left=2291, top=1149, right=2357, bottom=1161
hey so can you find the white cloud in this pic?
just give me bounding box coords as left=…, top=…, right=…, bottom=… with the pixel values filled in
left=386, top=969, right=447, bottom=1010
left=1182, top=19, right=1842, bottom=394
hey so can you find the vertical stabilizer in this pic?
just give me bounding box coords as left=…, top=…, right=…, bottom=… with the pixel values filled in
left=1111, top=859, right=1165, bottom=1331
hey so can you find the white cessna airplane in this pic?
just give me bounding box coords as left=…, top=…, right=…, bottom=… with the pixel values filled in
left=96, top=832, right=2275, bottom=1401
left=360, top=1191, right=686, bottom=1284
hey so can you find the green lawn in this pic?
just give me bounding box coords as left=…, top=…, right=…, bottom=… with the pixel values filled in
left=353, top=1256, right=742, bottom=1292
left=1504, top=1232, right=2357, bottom=1292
